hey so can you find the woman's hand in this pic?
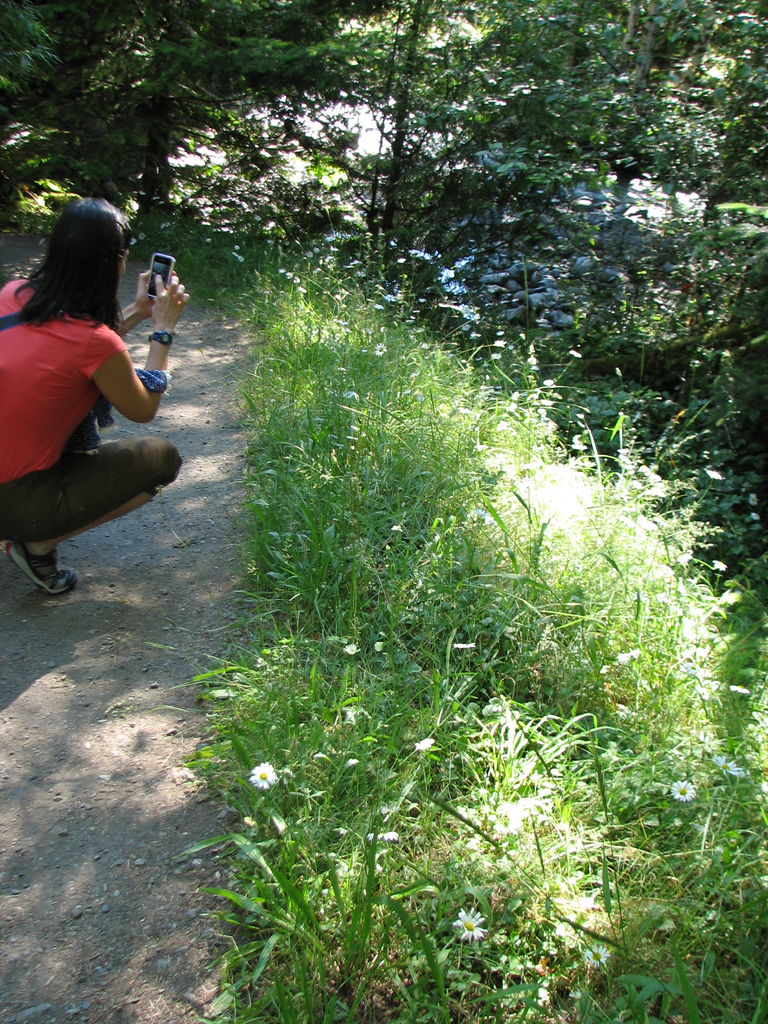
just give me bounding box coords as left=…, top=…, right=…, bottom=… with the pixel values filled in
left=151, top=274, right=189, bottom=333
left=134, top=270, right=155, bottom=319
left=119, top=270, right=156, bottom=335
left=143, top=274, right=189, bottom=372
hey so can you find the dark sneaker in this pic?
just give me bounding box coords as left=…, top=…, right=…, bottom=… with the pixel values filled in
left=6, top=541, right=77, bottom=595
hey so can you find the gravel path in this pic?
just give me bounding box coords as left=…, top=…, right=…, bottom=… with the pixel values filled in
left=0, top=234, right=246, bottom=1024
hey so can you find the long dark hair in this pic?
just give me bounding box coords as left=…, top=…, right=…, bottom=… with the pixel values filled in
left=17, top=198, right=132, bottom=331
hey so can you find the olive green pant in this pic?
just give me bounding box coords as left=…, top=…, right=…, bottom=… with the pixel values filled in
left=0, top=438, right=181, bottom=542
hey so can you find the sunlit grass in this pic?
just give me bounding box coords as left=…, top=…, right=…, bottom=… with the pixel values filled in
left=187, top=244, right=768, bottom=1024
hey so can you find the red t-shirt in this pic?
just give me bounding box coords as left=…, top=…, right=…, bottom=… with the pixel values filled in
left=0, top=280, right=126, bottom=482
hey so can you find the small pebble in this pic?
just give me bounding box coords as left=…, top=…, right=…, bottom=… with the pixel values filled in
left=14, top=1004, right=53, bottom=1022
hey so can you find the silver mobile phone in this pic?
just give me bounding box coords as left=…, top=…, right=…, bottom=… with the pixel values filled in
left=147, top=252, right=175, bottom=298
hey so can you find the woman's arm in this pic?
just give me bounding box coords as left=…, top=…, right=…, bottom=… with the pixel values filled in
left=120, top=271, right=153, bottom=336
left=92, top=350, right=165, bottom=422
left=93, top=276, right=189, bottom=422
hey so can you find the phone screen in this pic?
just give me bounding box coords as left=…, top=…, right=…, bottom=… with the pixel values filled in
left=148, top=253, right=175, bottom=298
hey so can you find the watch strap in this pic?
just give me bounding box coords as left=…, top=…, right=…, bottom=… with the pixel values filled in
left=149, top=330, right=174, bottom=346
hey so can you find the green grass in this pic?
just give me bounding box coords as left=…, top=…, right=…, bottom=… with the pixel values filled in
left=180, top=240, right=768, bottom=1023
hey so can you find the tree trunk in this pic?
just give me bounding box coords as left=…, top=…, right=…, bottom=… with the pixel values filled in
left=623, top=0, right=641, bottom=51
left=634, top=0, right=661, bottom=91
left=367, top=0, right=431, bottom=239
left=138, top=96, right=173, bottom=211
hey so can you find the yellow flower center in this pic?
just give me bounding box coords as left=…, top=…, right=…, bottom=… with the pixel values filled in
left=465, top=921, right=475, bottom=931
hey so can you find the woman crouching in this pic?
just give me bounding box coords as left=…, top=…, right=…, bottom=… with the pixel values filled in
left=0, top=198, right=188, bottom=594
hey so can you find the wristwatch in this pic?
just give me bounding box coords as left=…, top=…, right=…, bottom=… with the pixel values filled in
left=149, top=330, right=174, bottom=346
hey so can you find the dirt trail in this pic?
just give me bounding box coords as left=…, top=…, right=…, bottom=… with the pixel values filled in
left=0, top=235, right=246, bottom=1024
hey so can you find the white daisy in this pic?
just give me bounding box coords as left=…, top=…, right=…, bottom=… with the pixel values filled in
left=671, top=779, right=696, bottom=802
left=584, top=943, right=611, bottom=967
left=249, top=762, right=277, bottom=790
left=453, top=908, right=487, bottom=943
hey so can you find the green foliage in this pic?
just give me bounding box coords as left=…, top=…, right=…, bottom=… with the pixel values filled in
left=0, top=0, right=397, bottom=217
left=712, top=7, right=768, bottom=204
left=4, top=0, right=766, bottom=236
left=187, top=250, right=768, bottom=1023
left=0, top=0, right=55, bottom=93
